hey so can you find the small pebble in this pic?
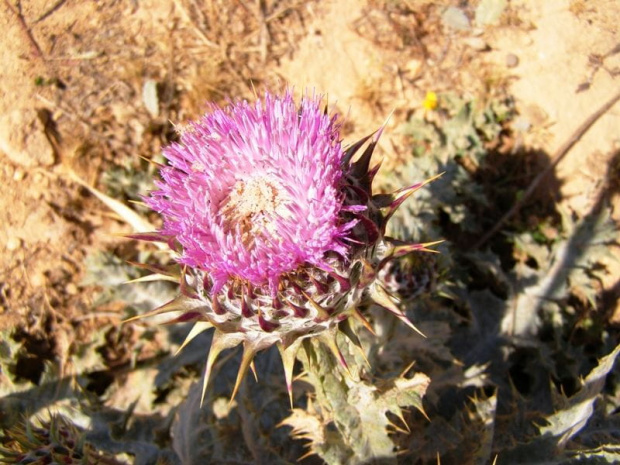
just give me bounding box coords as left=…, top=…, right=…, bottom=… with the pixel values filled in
left=506, top=53, right=519, bottom=68
left=6, top=236, right=22, bottom=251
left=33, top=172, right=50, bottom=189
left=0, top=108, right=55, bottom=167
left=66, top=283, right=78, bottom=295
left=13, top=168, right=25, bottom=181
left=404, top=59, right=422, bottom=76
left=30, top=273, right=46, bottom=287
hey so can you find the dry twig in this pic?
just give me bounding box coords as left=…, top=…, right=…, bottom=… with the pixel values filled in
left=4, top=0, right=44, bottom=59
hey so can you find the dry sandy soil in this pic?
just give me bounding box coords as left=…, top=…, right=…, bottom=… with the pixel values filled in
left=0, top=0, right=618, bottom=376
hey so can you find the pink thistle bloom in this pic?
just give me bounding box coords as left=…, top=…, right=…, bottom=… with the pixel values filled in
left=147, top=91, right=352, bottom=295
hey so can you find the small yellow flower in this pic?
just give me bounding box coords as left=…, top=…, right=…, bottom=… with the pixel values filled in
left=422, top=91, right=438, bottom=111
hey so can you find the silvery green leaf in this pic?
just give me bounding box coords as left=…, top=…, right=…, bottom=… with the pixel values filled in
left=294, top=337, right=429, bottom=464
left=539, top=344, right=620, bottom=449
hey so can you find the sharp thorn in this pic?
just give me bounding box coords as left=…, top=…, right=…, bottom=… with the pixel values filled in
left=122, top=273, right=179, bottom=284
left=278, top=339, right=302, bottom=409
left=381, top=173, right=445, bottom=226
left=352, top=308, right=376, bottom=336
left=343, top=132, right=375, bottom=166
left=387, top=418, right=410, bottom=434
left=229, top=344, right=256, bottom=405
left=174, top=321, right=213, bottom=356
left=250, top=360, right=258, bottom=382
left=301, top=291, right=330, bottom=320
left=121, top=296, right=191, bottom=324
left=201, top=331, right=242, bottom=408
left=371, top=285, right=426, bottom=338
left=399, top=360, right=417, bottom=378
left=139, top=154, right=164, bottom=168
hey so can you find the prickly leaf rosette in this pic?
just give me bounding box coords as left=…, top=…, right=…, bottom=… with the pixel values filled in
left=133, top=91, right=439, bottom=403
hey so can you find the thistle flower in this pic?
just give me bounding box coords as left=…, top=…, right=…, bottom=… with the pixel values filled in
left=130, top=91, right=439, bottom=403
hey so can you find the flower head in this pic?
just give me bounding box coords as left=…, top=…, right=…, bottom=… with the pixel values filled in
left=134, top=91, right=439, bottom=404
left=148, top=92, right=351, bottom=294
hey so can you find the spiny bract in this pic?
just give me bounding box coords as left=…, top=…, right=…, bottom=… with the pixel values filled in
left=131, top=91, right=439, bottom=404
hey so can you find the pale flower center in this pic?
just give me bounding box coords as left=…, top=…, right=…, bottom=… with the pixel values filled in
left=220, top=176, right=290, bottom=244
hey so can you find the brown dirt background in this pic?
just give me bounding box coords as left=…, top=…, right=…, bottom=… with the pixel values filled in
left=1, top=0, right=618, bottom=362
